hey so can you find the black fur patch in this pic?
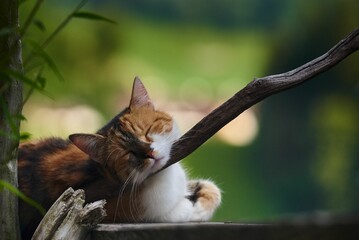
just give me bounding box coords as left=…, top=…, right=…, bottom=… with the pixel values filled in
left=18, top=138, right=70, bottom=161
left=186, top=182, right=201, bottom=204
left=97, top=108, right=129, bottom=135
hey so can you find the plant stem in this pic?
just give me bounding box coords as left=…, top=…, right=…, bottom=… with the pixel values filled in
left=20, top=0, right=45, bottom=37
left=40, top=0, right=88, bottom=49
left=23, top=0, right=89, bottom=67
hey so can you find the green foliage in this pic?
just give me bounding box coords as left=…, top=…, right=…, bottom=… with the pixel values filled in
left=25, top=40, right=64, bottom=81
left=0, top=0, right=117, bottom=136
left=0, top=180, right=46, bottom=215
left=0, top=0, right=117, bottom=218
left=20, top=0, right=116, bottom=85
left=72, top=11, right=118, bottom=24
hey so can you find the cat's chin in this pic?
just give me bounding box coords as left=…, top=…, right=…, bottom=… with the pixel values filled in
left=133, top=158, right=167, bottom=184
left=148, top=157, right=167, bottom=173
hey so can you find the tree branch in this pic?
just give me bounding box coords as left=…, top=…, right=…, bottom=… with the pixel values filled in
left=160, top=27, right=359, bottom=171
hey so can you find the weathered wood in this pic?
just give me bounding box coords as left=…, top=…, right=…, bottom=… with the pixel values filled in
left=32, top=188, right=106, bottom=240
left=90, top=219, right=359, bottom=240
left=160, top=28, right=359, bottom=171
left=0, top=0, right=23, bottom=239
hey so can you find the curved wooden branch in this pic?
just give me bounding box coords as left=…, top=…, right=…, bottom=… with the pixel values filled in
left=160, top=27, right=359, bottom=171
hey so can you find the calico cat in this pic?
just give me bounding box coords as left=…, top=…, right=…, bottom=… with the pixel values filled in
left=18, top=77, right=221, bottom=239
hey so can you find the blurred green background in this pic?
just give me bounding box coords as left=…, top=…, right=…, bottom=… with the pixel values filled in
left=19, top=0, right=359, bottom=222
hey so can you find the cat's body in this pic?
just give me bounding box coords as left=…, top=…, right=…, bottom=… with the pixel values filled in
left=18, top=78, right=221, bottom=239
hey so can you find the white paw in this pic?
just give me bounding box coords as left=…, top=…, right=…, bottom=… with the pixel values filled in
left=187, top=179, right=221, bottom=221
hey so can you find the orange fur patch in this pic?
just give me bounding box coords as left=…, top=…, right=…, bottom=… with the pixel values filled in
left=191, top=180, right=221, bottom=211
left=40, top=144, right=90, bottom=198
left=120, top=106, right=173, bottom=138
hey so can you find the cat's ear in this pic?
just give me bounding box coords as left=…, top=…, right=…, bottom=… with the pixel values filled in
left=69, top=133, right=105, bottom=164
left=129, top=76, right=154, bottom=111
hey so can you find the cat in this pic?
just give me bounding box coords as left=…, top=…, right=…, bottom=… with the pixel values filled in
left=18, top=77, right=221, bottom=239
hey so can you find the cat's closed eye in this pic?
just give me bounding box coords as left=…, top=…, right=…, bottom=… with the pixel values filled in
left=128, top=152, right=141, bottom=166
left=128, top=148, right=153, bottom=162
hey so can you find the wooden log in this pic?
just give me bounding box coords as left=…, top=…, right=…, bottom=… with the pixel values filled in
left=32, top=188, right=106, bottom=240
left=90, top=218, right=359, bottom=240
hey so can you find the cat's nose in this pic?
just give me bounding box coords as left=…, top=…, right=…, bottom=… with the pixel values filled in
left=146, top=149, right=155, bottom=159
left=146, top=149, right=163, bottom=161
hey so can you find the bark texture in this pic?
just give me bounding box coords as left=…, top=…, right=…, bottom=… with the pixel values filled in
left=0, top=0, right=23, bottom=239
left=32, top=188, right=106, bottom=240
left=90, top=218, right=359, bottom=240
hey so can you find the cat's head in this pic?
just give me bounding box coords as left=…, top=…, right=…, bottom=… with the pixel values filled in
left=69, top=77, right=180, bottom=184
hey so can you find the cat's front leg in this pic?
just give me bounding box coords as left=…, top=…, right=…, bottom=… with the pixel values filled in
left=157, top=179, right=221, bottom=222
left=140, top=163, right=191, bottom=222
left=186, top=179, right=221, bottom=221
left=140, top=164, right=221, bottom=222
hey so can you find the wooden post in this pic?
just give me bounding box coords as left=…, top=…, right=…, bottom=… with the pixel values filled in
left=32, top=188, right=106, bottom=240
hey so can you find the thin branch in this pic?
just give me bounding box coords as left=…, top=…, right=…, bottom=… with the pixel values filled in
left=159, top=27, right=359, bottom=172
left=20, top=0, right=45, bottom=37
left=23, top=0, right=89, bottom=67
left=40, top=0, right=88, bottom=49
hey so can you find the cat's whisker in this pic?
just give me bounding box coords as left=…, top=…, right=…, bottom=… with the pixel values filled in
left=129, top=172, right=140, bottom=223
left=105, top=148, right=121, bottom=165
left=134, top=176, right=143, bottom=222
left=116, top=171, right=135, bottom=222
left=133, top=183, right=142, bottom=222
left=127, top=175, right=135, bottom=222
left=113, top=169, right=136, bottom=223
left=135, top=173, right=144, bottom=222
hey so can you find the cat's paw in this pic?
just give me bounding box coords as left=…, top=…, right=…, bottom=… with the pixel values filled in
left=186, top=179, right=221, bottom=221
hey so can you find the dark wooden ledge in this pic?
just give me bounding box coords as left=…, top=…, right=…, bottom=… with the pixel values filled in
left=90, top=218, right=359, bottom=240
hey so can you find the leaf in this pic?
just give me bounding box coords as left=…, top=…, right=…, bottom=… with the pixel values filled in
left=15, top=113, right=27, bottom=121
left=0, top=180, right=46, bottom=215
left=20, top=132, right=32, bottom=140
left=37, top=75, right=46, bottom=89
left=2, top=68, right=53, bottom=101
left=26, top=40, right=64, bottom=81
left=33, top=19, right=46, bottom=32
left=72, top=11, right=117, bottom=24
left=19, top=0, right=30, bottom=5
left=3, top=69, right=44, bottom=91
left=22, top=66, right=47, bottom=105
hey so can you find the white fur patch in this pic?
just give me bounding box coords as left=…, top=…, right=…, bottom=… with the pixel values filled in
left=133, top=121, right=180, bottom=184
left=136, top=121, right=221, bottom=222
left=140, top=163, right=188, bottom=221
